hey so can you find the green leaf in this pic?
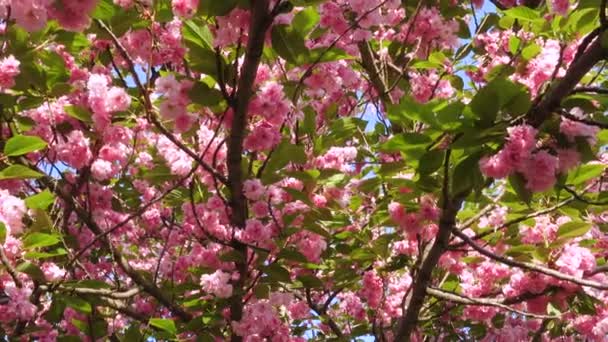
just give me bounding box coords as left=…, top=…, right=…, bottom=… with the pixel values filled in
left=509, top=173, right=532, bottom=205
left=0, top=222, right=6, bottom=245
left=508, top=36, right=521, bottom=55
left=198, top=0, right=238, bottom=16
left=182, top=19, right=213, bottom=49
left=150, top=318, right=177, bottom=335
left=557, top=221, right=592, bottom=239
left=452, top=151, right=484, bottom=196
left=24, top=233, right=61, bottom=249
left=277, top=248, right=308, bottom=263
left=418, top=150, right=445, bottom=175
left=504, top=6, right=540, bottom=21
left=381, top=133, right=432, bottom=152
left=297, top=274, right=324, bottom=288
left=271, top=25, right=310, bottom=65
left=568, top=164, right=605, bottom=185
left=262, top=140, right=307, bottom=181
left=264, top=264, right=291, bottom=282
left=92, top=0, right=116, bottom=20
left=189, top=81, right=223, bottom=106
left=25, top=190, right=55, bottom=210
left=470, top=84, right=500, bottom=126
left=0, top=165, right=44, bottom=180
left=521, top=43, right=542, bottom=60
left=24, top=248, right=68, bottom=259
left=292, top=7, right=319, bottom=35
left=16, top=262, right=46, bottom=282
left=63, top=296, right=92, bottom=314
left=3, top=135, right=47, bottom=156
left=187, top=44, right=224, bottom=80
left=64, top=105, right=92, bottom=123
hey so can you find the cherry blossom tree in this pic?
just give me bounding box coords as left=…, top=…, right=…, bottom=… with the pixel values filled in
left=1, top=0, right=608, bottom=340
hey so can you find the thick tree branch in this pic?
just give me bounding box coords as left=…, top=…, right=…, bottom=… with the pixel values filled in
left=453, top=197, right=575, bottom=247
left=528, top=36, right=608, bottom=126
left=426, top=288, right=559, bottom=320
left=560, top=109, right=608, bottom=129
left=40, top=285, right=141, bottom=299
left=452, top=229, right=608, bottom=290
left=38, top=176, right=193, bottom=322
left=394, top=151, right=465, bottom=340
left=570, top=86, right=608, bottom=94
left=225, top=1, right=274, bottom=341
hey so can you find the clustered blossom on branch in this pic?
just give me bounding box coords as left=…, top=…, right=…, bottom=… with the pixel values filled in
left=0, top=0, right=608, bottom=341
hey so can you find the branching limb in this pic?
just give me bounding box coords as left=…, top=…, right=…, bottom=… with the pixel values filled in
left=452, top=229, right=608, bottom=290
left=426, top=288, right=559, bottom=320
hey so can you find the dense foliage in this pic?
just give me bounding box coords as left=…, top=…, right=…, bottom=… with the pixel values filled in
left=1, top=0, right=608, bottom=340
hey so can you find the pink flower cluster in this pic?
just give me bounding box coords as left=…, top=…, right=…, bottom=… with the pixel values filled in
left=155, top=75, right=195, bottom=132
left=214, top=9, right=250, bottom=48
left=172, top=0, right=198, bottom=18
left=200, top=270, right=233, bottom=298
left=232, top=299, right=294, bottom=340
left=409, top=70, right=454, bottom=103
left=359, top=270, right=383, bottom=309
left=555, top=244, right=596, bottom=278
left=399, top=7, right=459, bottom=57
left=87, top=73, right=131, bottom=129
left=315, top=147, right=358, bottom=172
left=388, top=198, right=439, bottom=236
left=519, top=215, right=567, bottom=244
left=560, top=109, right=600, bottom=145
left=55, top=130, right=93, bottom=170
left=0, top=190, right=27, bottom=236
left=0, top=284, right=37, bottom=321
left=479, top=124, right=565, bottom=192
left=0, top=55, right=20, bottom=91
left=3, top=0, right=97, bottom=32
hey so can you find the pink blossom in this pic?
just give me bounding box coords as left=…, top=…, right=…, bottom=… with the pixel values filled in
left=106, top=87, right=131, bottom=113
left=315, top=147, right=358, bottom=172
left=359, top=270, right=383, bottom=309
left=12, top=0, right=50, bottom=32
left=55, top=130, right=93, bottom=169
left=243, top=219, right=272, bottom=244
left=0, top=55, right=20, bottom=90
left=201, top=270, right=233, bottom=298
left=4, top=285, right=37, bottom=320
left=409, top=70, right=454, bottom=103
left=295, top=232, right=327, bottom=262
left=479, top=152, right=512, bottom=179
left=560, top=116, right=599, bottom=145
left=551, top=0, right=570, bottom=15
left=0, top=190, right=27, bottom=236
left=42, top=262, right=66, bottom=281
left=91, top=159, right=115, bottom=181
left=520, top=215, right=559, bottom=244
left=243, top=179, right=265, bottom=201
left=520, top=151, right=558, bottom=192
left=478, top=206, right=507, bottom=229
left=172, top=0, right=198, bottom=17
left=557, top=148, right=581, bottom=173
left=555, top=245, right=596, bottom=278
left=244, top=123, right=281, bottom=152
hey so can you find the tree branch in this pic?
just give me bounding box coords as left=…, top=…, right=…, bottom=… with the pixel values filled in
left=426, top=288, right=559, bottom=320
left=95, top=19, right=228, bottom=186
left=528, top=35, right=608, bottom=127
left=394, top=151, right=465, bottom=340
left=38, top=176, right=193, bottom=322
left=452, top=229, right=608, bottom=290
left=225, top=1, right=274, bottom=341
